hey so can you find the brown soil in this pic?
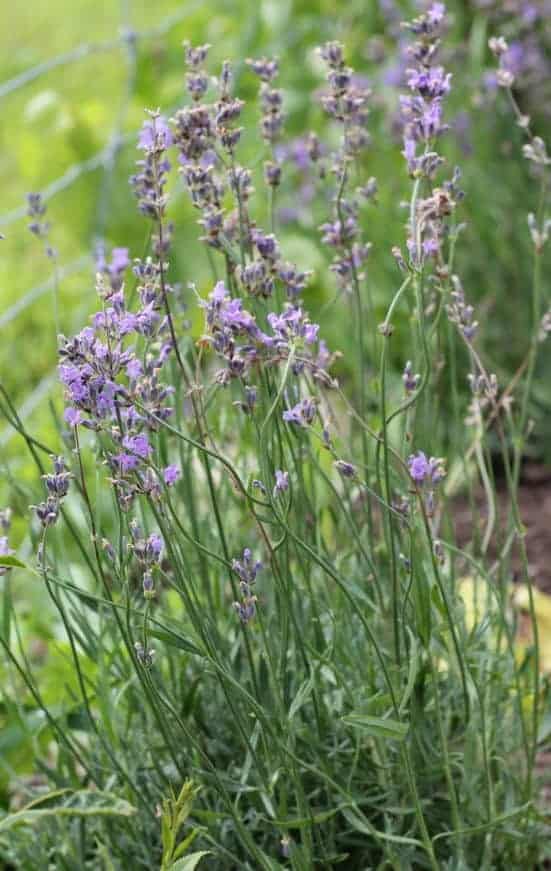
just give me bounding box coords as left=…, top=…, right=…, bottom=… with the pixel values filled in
left=453, top=462, right=551, bottom=593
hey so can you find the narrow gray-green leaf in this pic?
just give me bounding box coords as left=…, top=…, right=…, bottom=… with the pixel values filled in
left=0, top=555, right=27, bottom=570
left=342, top=714, right=409, bottom=741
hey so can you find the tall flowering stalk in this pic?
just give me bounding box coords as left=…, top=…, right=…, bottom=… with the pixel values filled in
left=318, top=41, right=373, bottom=473
left=484, top=32, right=550, bottom=799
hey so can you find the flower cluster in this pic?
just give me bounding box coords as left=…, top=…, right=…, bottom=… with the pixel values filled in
left=171, top=44, right=250, bottom=255
left=200, top=281, right=334, bottom=390
left=248, top=56, right=284, bottom=147
left=273, top=469, right=289, bottom=497
left=408, top=451, right=446, bottom=485
left=129, top=520, right=164, bottom=600
left=183, top=42, right=210, bottom=101
left=318, top=42, right=372, bottom=288
left=319, top=206, right=372, bottom=288
left=95, top=245, right=130, bottom=292
left=409, top=170, right=463, bottom=266
left=407, top=450, right=446, bottom=517
left=130, top=111, right=172, bottom=225
left=446, top=274, right=478, bottom=342
left=334, top=459, right=356, bottom=479
left=399, top=3, right=463, bottom=267
left=319, top=42, right=370, bottom=157
left=282, top=396, right=317, bottom=427
left=466, top=371, right=499, bottom=426
left=232, top=548, right=262, bottom=624
left=402, top=360, right=420, bottom=395
left=27, top=192, right=55, bottom=258
left=487, top=19, right=551, bottom=106
left=34, top=456, right=71, bottom=529
left=199, top=280, right=263, bottom=384
left=234, top=227, right=313, bottom=301
left=59, top=258, right=175, bottom=511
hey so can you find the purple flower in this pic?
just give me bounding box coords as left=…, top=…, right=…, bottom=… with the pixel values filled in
left=408, top=451, right=430, bottom=482
left=115, top=453, right=140, bottom=473
left=274, top=469, right=289, bottom=495
left=232, top=547, right=262, bottom=624
left=147, top=533, right=163, bottom=560
left=402, top=361, right=420, bottom=395
left=64, top=407, right=82, bottom=427
left=138, top=115, right=173, bottom=150
left=130, top=525, right=164, bottom=566
left=428, top=456, right=446, bottom=485
left=126, top=358, right=143, bottom=380
left=42, top=457, right=71, bottom=499
left=34, top=497, right=60, bottom=528
left=334, top=460, right=356, bottom=479
left=247, top=56, right=279, bottom=82
left=283, top=397, right=317, bottom=427
left=232, top=548, right=262, bottom=586
left=163, top=464, right=181, bottom=486
left=408, top=451, right=446, bottom=485
left=122, top=434, right=152, bottom=460
left=406, top=67, right=451, bottom=99
left=131, top=112, right=172, bottom=220
left=233, top=596, right=257, bottom=624
left=428, top=2, right=445, bottom=25
left=142, top=571, right=155, bottom=599
left=267, top=305, right=320, bottom=348
left=26, top=192, right=51, bottom=245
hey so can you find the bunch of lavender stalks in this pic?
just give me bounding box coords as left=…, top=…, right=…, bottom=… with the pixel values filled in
left=1, top=5, right=550, bottom=869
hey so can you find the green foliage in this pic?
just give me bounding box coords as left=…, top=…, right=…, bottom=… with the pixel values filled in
left=160, top=780, right=208, bottom=871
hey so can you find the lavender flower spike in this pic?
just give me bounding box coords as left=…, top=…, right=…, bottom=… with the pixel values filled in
left=273, top=469, right=289, bottom=497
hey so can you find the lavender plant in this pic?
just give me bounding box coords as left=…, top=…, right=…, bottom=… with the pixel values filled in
left=1, top=4, right=550, bottom=869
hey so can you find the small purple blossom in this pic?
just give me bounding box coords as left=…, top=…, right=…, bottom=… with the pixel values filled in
left=402, top=361, right=420, bottom=395
left=96, top=246, right=130, bottom=291
left=232, top=548, right=262, bottom=586
left=232, top=548, right=262, bottom=624
left=64, top=407, right=82, bottom=427
left=122, top=434, right=152, bottom=460
left=130, top=523, right=164, bottom=566
left=33, top=456, right=71, bottom=531
left=138, top=115, right=173, bottom=150
left=163, top=465, right=181, bottom=486
left=233, top=596, right=257, bottom=624
left=42, top=456, right=71, bottom=499
left=274, top=469, right=289, bottom=496
left=408, top=451, right=446, bottom=485
left=34, top=496, right=60, bottom=528
left=334, top=460, right=356, bottom=479
left=247, top=57, right=279, bottom=82
left=27, top=192, right=56, bottom=258
left=408, top=451, right=430, bottom=482
left=283, top=397, right=317, bottom=427
left=142, top=571, right=156, bottom=599
left=131, top=112, right=172, bottom=221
